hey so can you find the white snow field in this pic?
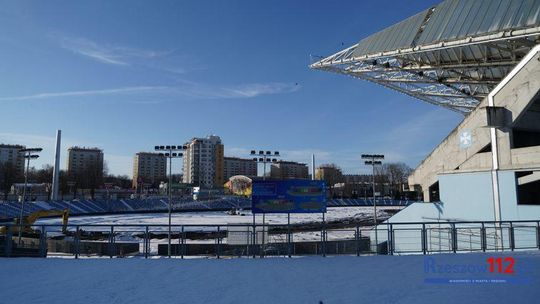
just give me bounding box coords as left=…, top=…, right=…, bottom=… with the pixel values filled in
left=34, top=207, right=395, bottom=250
left=36, top=206, right=395, bottom=227
left=1, top=252, right=539, bottom=304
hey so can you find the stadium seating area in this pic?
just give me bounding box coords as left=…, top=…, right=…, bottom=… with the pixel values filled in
left=0, top=197, right=414, bottom=219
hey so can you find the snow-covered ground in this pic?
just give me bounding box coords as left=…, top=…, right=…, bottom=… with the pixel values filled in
left=35, top=207, right=392, bottom=242
left=36, top=206, right=394, bottom=227
left=34, top=207, right=393, bottom=249
left=0, top=252, right=539, bottom=304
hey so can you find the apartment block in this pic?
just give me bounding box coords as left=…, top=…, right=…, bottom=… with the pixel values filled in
left=132, top=152, right=167, bottom=188
left=67, top=147, right=104, bottom=177
left=0, top=144, right=25, bottom=174
left=224, top=157, right=257, bottom=180
left=182, top=135, right=224, bottom=188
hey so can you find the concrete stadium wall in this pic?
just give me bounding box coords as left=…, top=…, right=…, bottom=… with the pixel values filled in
left=376, top=170, right=540, bottom=253
left=409, top=47, right=540, bottom=201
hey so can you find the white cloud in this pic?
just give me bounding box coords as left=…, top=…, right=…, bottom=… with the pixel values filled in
left=223, top=83, right=301, bottom=98
left=54, top=34, right=193, bottom=76
left=177, top=81, right=301, bottom=99
left=57, top=36, right=172, bottom=66
left=0, top=86, right=168, bottom=102
left=0, top=81, right=300, bottom=103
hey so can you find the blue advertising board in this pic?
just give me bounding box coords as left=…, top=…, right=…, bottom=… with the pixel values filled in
left=251, top=179, right=327, bottom=213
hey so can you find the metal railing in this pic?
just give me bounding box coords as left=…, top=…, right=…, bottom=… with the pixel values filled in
left=1, top=220, right=539, bottom=258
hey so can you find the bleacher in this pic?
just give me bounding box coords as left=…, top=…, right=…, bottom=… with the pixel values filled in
left=0, top=197, right=415, bottom=219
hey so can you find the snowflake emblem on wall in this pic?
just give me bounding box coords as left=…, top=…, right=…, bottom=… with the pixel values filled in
left=459, top=130, right=472, bottom=149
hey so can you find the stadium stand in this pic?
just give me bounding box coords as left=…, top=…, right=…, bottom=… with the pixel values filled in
left=0, top=197, right=414, bottom=219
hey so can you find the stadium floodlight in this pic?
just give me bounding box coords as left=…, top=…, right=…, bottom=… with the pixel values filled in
left=19, top=148, right=43, bottom=153
left=365, top=160, right=382, bottom=165
left=250, top=149, right=281, bottom=180
left=154, top=144, right=185, bottom=258
left=362, top=154, right=384, bottom=160
left=17, top=147, right=42, bottom=244
left=362, top=153, right=385, bottom=253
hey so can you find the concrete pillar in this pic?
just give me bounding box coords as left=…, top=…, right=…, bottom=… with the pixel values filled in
left=51, top=130, right=61, bottom=201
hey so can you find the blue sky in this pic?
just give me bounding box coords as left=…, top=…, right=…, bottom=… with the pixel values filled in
left=0, top=0, right=462, bottom=177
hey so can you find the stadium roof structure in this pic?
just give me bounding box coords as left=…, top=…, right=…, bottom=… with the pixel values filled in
left=310, top=0, right=540, bottom=114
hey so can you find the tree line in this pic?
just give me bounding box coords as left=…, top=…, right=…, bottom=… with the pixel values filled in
left=316, top=162, right=415, bottom=199
left=0, top=162, right=130, bottom=200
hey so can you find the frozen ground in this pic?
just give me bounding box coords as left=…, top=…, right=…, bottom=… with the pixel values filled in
left=0, top=252, right=539, bottom=304
left=30, top=207, right=394, bottom=253
left=36, top=206, right=395, bottom=227
left=34, top=207, right=393, bottom=249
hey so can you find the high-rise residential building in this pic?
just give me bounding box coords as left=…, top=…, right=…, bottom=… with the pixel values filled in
left=270, top=161, right=309, bottom=179
left=0, top=144, right=25, bottom=175
left=132, top=152, right=167, bottom=189
left=67, top=147, right=104, bottom=178
left=182, top=135, right=224, bottom=188
left=224, top=157, right=257, bottom=181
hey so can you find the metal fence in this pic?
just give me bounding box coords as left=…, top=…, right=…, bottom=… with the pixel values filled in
left=1, top=220, right=539, bottom=258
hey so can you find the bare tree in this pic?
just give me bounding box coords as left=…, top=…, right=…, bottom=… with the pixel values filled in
left=26, top=165, right=54, bottom=200
left=0, top=162, right=22, bottom=200
left=71, top=161, right=104, bottom=199
left=85, top=161, right=104, bottom=199
left=28, top=164, right=53, bottom=183
left=104, top=174, right=131, bottom=189
left=378, top=162, right=413, bottom=199
left=59, top=170, right=69, bottom=200
left=316, top=163, right=343, bottom=198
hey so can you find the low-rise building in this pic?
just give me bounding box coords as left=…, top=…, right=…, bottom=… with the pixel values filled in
left=224, top=157, right=257, bottom=181
left=270, top=161, right=308, bottom=179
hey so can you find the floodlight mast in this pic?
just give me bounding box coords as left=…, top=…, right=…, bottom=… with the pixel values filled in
left=250, top=150, right=280, bottom=180
left=361, top=154, right=384, bottom=253
left=154, top=145, right=184, bottom=258
left=17, top=147, right=42, bottom=244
